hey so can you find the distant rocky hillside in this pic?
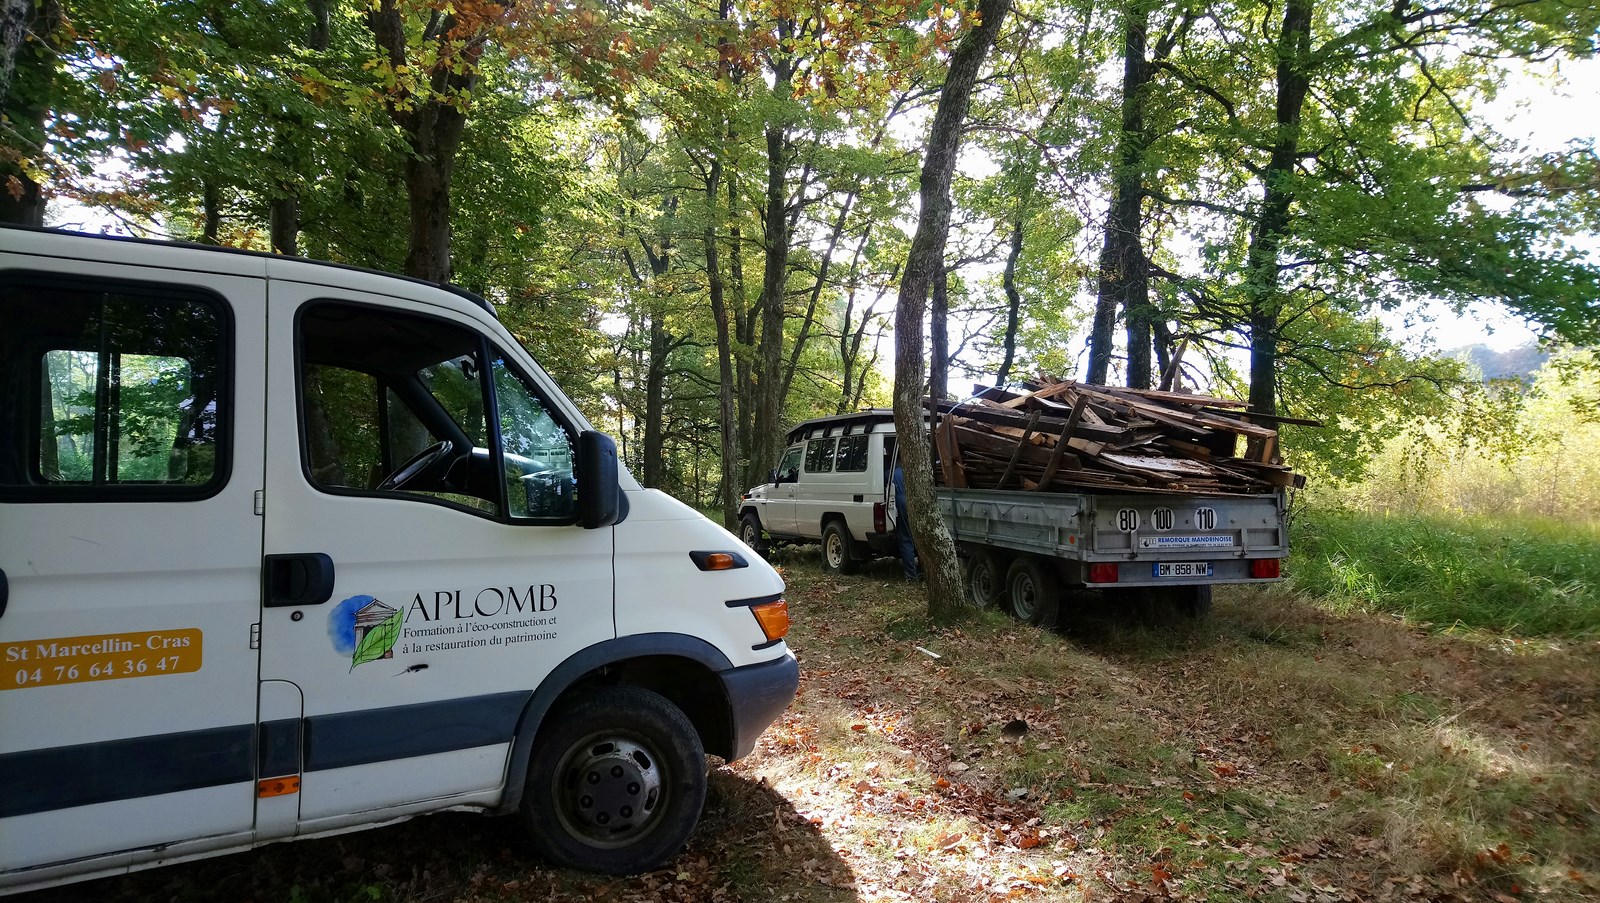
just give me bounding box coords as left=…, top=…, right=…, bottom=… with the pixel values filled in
left=1447, top=343, right=1549, bottom=382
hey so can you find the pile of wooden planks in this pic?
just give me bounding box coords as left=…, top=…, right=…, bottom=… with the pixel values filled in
left=930, top=378, right=1312, bottom=496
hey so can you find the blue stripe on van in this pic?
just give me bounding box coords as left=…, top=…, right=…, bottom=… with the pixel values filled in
left=0, top=692, right=532, bottom=818
left=302, top=691, right=529, bottom=772
left=0, top=724, right=255, bottom=818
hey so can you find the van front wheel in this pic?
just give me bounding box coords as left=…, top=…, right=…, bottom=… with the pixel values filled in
left=521, top=687, right=707, bottom=875
left=821, top=521, right=861, bottom=575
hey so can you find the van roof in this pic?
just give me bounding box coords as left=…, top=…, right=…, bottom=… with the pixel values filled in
left=0, top=224, right=496, bottom=316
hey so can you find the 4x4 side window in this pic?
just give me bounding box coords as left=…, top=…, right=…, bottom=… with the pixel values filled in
left=0, top=274, right=229, bottom=499
left=804, top=437, right=836, bottom=473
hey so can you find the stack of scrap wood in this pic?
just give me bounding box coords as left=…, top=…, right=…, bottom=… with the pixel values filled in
left=931, top=378, right=1312, bottom=496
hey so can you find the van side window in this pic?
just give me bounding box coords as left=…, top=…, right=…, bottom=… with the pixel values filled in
left=804, top=437, right=836, bottom=473
left=298, top=302, right=498, bottom=515
left=302, top=365, right=382, bottom=488
left=492, top=353, right=576, bottom=520
left=835, top=435, right=868, bottom=472
left=0, top=276, right=227, bottom=497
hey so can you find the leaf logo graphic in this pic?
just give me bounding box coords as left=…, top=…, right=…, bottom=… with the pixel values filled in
left=351, top=607, right=403, bottom=671
left=328, top=595, right=402, bottom=670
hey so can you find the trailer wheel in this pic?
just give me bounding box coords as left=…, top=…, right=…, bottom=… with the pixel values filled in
left=1177, top=585, right=1213, bottom=620
left=821, top=521, right=861, bottom=575
left=966, top=548, right=1007, bottom=609
left=739, top=513, right=769, bottom=557
left=1006, top=557, right=1060, bottom=629
left=521, top=686, right=707, bottom=875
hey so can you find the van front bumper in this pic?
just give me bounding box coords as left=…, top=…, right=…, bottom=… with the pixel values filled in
left=720, top=651, right=800, bottom=761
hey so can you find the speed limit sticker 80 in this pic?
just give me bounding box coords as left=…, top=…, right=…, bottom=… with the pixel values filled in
left=1116, top=506, right=1220, bottom=533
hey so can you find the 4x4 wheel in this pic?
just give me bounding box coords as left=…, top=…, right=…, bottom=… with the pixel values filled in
left=521, top=686, right=707, bottom=875
left=821, top=521, right=861, bottom=575
left=738, top=512, right=768, bottom=557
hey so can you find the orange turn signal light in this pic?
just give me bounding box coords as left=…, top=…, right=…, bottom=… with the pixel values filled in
left=257, top=776, right=300, bottom=798
left=750, top=599, right=791, bottom=642
left=690, top=550, right=748, bottom=571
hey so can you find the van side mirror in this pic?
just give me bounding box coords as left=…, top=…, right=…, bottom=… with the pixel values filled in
left=577, top=431, right=621, bottom=529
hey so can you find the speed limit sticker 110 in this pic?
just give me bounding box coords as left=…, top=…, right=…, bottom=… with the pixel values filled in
left=2, top=629, right=202, bottom=691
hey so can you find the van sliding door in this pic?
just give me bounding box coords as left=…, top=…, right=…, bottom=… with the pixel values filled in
left=0, top=267, right=265, bottom=879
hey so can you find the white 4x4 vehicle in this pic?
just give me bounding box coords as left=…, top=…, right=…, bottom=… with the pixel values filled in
left=739, top=410, right=902, bottom=573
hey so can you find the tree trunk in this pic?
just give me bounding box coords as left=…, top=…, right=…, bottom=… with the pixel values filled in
left=780, top=190, right=856, bottom=405
left=265, top=0, right=330, bottom=257
left=836, top=228, right=874, bottom=414
left=1091, top=0, right=1155, bottom=388
left=930, top=265, right=949, bottom=404
left=401, top=128, right=461, bottom=282
left=704, top=159, right=740, bottom=528
left=201, top=179, right=223, bottom=244
left=752, top=37, right=796, bottom=495
left=730, top=183, right=761, bottom=490
left=367, top=0, right=480, bottom=283
left=641, top=313, right=669, bottom=487
left=997, top=219, right=1024, bottom=386
left=1242, top=0, right=1315, bottom=418
left=893, top=0, right=1013, bottom=622
left=0, top=0, right=60, bottom=225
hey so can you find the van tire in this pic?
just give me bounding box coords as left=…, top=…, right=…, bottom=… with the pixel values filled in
left=821, top=521, right=861, bottom=575
left=1006, top=557, right=1061, bottom=629
left=966, top=548, right=1007, bottom=610
left=521, top=686, right=707, bottom=875
left=738, top=513, right=768, bottom=557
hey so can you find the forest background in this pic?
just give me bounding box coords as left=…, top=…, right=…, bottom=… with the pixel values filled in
left=2, top=0, right=1599, bottom=532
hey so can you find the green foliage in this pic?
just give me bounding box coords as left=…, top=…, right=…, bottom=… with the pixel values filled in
left=1290, top=507, right=1600, bottom=636
left=1337, top=349, right=1600, bottom=520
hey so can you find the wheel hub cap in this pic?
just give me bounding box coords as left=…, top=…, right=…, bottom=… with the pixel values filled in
left=558, top=738, right=662, bottom=844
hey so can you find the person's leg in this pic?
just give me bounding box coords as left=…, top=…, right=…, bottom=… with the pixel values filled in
left=896, top=517, right=920, bottom=579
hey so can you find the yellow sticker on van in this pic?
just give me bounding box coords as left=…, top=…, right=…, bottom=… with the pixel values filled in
left=1, top=629, right=202, bottom=690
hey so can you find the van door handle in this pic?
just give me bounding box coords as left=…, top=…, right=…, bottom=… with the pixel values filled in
left=0, top=568, right=8, bottom=619
left=263, top=554, right=335, bottom=608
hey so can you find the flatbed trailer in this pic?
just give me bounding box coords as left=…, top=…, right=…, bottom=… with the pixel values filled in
left=935, top=486, right=1288, bottom=624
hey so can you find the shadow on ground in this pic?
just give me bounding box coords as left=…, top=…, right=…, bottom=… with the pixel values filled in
left=18, top=765, right=854, bottom=903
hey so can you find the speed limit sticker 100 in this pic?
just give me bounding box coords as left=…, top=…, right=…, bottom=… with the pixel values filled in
left=2, top=629, right=202, bottom=691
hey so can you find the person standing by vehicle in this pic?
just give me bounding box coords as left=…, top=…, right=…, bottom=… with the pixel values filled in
left=892, top=464, right=921, bottom=580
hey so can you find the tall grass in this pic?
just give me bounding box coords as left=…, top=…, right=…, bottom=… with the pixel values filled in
left=1289, top=508, right=1600, bottom=636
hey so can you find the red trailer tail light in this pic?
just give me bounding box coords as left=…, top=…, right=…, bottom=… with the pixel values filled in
left=1087, top=563, right=1119, bottom=583
left=1250, top=558, right=1281, bottom=579
left=873, top=502, right=886, bottom=534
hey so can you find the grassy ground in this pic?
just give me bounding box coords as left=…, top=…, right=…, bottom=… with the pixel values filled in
left=21, top=529, right=1600, bottom=902
left=1289, top=509, right=1600, bottom=636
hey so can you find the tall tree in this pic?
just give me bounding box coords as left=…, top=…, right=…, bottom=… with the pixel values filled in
left=0, top=0, right=60, bottom=224
left=894, top=0, right=1013, bottom=621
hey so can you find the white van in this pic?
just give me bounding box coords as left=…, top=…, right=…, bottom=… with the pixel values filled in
left=0, top=226, right=798, bottom=893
